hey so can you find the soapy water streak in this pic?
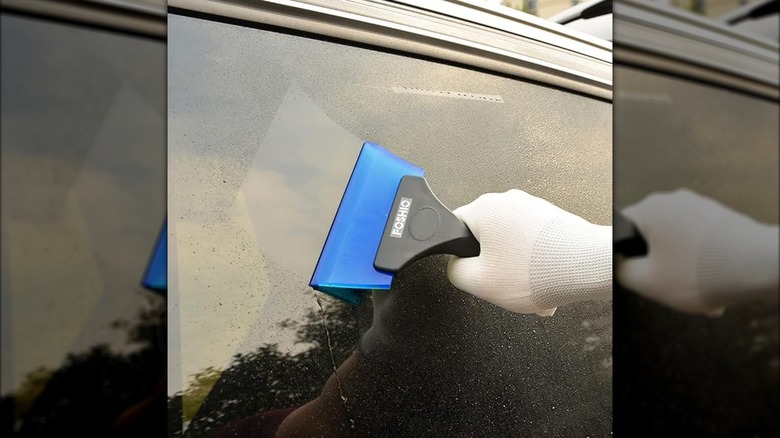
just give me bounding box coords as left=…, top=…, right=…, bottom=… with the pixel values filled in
left=316, top=297, right=356, bottom=429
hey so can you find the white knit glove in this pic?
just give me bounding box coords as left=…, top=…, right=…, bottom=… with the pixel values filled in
left=447, top=190, right=612, bottom=316
left=617, top=189, right=779, bottom=316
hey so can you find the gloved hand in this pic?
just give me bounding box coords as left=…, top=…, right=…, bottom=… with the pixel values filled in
left=617, top=189, right=779, bottom=316
left=447, top=190, right=612, bottom=316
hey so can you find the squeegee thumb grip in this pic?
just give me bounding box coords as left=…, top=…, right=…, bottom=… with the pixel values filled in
left=374, top=176, right=480, bottom=273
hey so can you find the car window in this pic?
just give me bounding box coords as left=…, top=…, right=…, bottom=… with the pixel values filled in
left=168, top=12, right=611, bottom=437
left=1, top=13, right=166, bottom=436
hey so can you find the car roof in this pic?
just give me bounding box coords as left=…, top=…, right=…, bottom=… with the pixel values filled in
left=717, top=0, right=778, bottom=41
left=548, top=0, right=609, bottom=24
left=548, top=0, right=613, bottom=41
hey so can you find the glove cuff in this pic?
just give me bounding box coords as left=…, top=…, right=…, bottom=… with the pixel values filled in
left=528, top=217, right=612, bottom=310
left=698, top=218, right=779, bottom=307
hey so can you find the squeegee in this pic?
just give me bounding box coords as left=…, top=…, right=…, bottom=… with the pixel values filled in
left=309, top=142, right=480, bottom=304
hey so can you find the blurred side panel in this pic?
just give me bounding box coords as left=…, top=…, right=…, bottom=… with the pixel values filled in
left=1, top=2, right=166, bottom=436
left=614, top=0, right=779, bottom=436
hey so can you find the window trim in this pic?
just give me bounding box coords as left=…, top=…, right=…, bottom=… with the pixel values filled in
left=168, top=0, right=613, bottom=101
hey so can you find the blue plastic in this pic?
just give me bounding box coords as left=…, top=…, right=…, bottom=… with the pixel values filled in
left=142, top=220, right=167, bottom=294
left=310, top=142, right=424, bottom=304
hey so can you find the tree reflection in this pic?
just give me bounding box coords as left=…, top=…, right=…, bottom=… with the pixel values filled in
left=172, top=295, right=371, bottom=437
left=1, top=298, right=166, bottom=437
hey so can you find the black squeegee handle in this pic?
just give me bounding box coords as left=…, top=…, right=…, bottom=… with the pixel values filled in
left=374, top=176, right=480, bottom=273
left=614, top=211, right=648, bottom=258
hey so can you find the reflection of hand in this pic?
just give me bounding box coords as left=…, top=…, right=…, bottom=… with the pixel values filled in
left=447, top=190, right=612, bottom=316
left=357, top=291, right=421, bottom=362
left=275, top=352, right=359, bottom=438
left=617, top=189, right=779, bottom=316
left=275, top=350, right=406, bottom=437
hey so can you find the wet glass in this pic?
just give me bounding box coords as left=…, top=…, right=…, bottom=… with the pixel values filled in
left=1, top=14, right=166, bottom=436
left=168, top=14, right=612, bottom=437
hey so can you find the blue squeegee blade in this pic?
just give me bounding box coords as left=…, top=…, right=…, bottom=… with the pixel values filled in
left=142, top=220, right=167, bottom=294
left=310, top=142, right=424, bottom=303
